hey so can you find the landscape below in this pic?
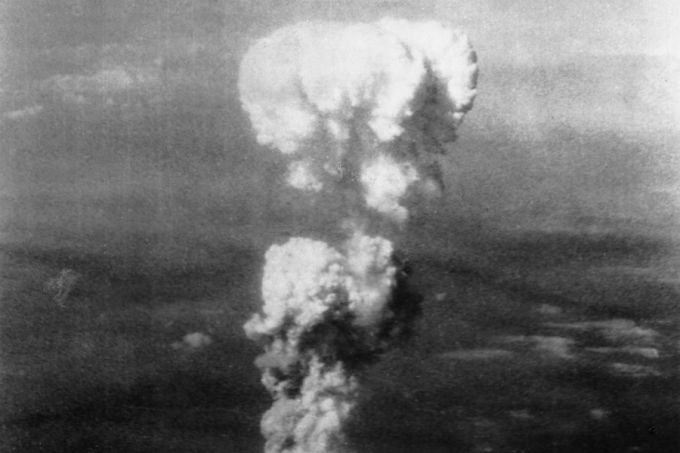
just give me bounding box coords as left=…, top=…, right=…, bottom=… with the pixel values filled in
left=1, top=220, right=678, bottom=452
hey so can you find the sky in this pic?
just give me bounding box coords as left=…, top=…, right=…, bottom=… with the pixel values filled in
left=0, top=0, right=678, bottom=257
left=2, top=1, right=678, bottom=57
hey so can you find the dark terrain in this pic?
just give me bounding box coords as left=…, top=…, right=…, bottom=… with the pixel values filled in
left=1, top=222, right=678, bottom=452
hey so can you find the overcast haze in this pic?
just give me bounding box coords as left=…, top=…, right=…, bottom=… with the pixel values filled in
left=0, top=0, right=678, bottom=259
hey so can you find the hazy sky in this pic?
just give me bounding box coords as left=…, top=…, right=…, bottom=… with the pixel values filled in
left=2, top=1, right=678, bottom=55
left=2, top=1, right=677, bottom=124
left=2, top=1, right=678, bottom=121
left=0, top=1, right=678, bottom=253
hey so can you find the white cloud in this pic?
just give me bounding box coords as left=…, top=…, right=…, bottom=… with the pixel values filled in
left=3, top=104, right=44, bottom=121
left=44, top=65, right=160, bottom=105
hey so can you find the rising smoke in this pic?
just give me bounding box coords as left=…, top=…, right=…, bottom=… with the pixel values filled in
left=239, top=18, right=477, bottom=453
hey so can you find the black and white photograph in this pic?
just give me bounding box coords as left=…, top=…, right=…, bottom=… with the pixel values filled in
left=1, top=1, right=678, bottom=452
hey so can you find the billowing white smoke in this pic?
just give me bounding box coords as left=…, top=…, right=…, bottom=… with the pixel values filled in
left=244, top=234, right=408, bottom=452
left=238, top=17, right=477, bottom=221
left=240, top=17, right=477, bottom=453
left=360, top=155, right=419, bottom=224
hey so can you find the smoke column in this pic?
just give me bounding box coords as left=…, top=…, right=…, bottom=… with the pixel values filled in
left=239, top=18, right=477, bottom=452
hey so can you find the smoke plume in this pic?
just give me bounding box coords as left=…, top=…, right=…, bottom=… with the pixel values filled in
left=239, top=18, right=477, bottom=221
left=240, top=18, right=477, bottom=452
